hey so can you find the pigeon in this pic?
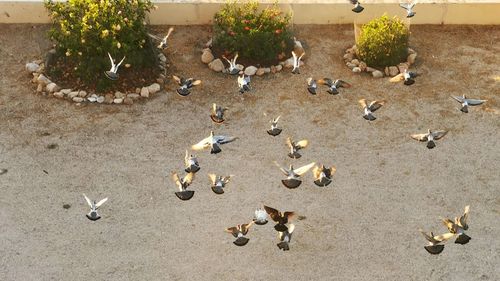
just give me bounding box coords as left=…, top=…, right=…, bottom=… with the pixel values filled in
left=286, top=137, right=309, bottom=159
left=184, top=150, right=200, bottom=173
left=350, top=0, right=364, bottom=13
left=172, top=172, right=195, bottom=201
left=442, top=205, right=471, bottom=245
left=411, top=129, right=448, bottom=149
left=222, top=53, right=241, bottom=75
left=312, top=164, right=336, bottom=187
left=274, top=161, right=316, bottom=189
left=318, top=78, right=352, bottom=95
left=210, top=103, right=227, bottom=123
left=277, top=223, right=295, bottom=251
left=253, top=208, right=269, bottom=225
left=267, top=115, right=282, bottom=136
left=451, top=95, right=486, bottom=113
left=208, top=173, right=233, bottom=194
left=225, top=221, right=254, bottom=246
left=104, top=52, right=126, bottom=80
left=403, top=69, right=417, bottom=85
left=358, top=99, right=386, bottom=121
left=191, top=131, right=237, bottom=154
left=238, top=73, right=251, bottom=93
left=291, top=51, right=305, bottom=74
left=400, top=1, right=416, bottom=18
left=306, top=77, right=318, bottom=95
left=264, top=205, right=296, bottom=232
left=172, top=75, right=201, bottom=97
left=83, top=194, right=108, bottom=221
left=0, top=168, right=7, bottom=175
left=420, top=230, right=455, bottom=255
left=148, top=27, right=174, bottom=49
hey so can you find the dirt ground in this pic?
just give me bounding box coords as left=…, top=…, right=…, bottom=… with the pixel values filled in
left=0, top=24, right=499, bottom=281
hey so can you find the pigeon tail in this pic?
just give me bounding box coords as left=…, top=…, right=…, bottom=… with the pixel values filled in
left=460, top=105, right=468, bottom=113
left=211, top=185, right=225, bottom=195
left=104, top=71, right=119, bottom=80
left=327, top=88, right=339, bottom=95
left=288, top=152, right=302, bottom=159
left=424, top=245, right=445, bottom=255
left=307, top=87, right=316, bottom=95
left=210, top=143, right=222, bottom=154
left=455, top=234, right=471, bottom=245
left=253, top=219, right=268, bottom=225
left=274, top=223, right=289, bottom=232
left=233, top=236, right=250, bottom=246
left=352, top=5, right=364, bottom=13
left=314, top=178, right=332, bottom=187
left=282, top=179, right=302, bottom=189
left=175, top=190, right=195, bottom=201
left=177, top=88, right=191, bottom=97
left=86, top=213, right=101, bottom=221
left=426, top=140, right=436, bottom=149
left=185, top=165, right=200, bottom=173
left=210, top=115, right=224, bottom=123
left=277, top=241, right=290, bottom=251
left=267, top=128, right=282, bottom=136
left=404, top=78, right=415, bottom=86
left=363, top=113, right=376, bottom=121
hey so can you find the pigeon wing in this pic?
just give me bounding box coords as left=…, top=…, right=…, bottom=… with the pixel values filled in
left=225, top=227, right=239, bottom=237
left=208, top=173, right=217, bottom=185
left=358, top=99, right=368, bottom=109
left=240, top=221, right=254, bottom=235
left=172, top=75, right=182, bottom=85
left=411, top=133, right=428, bottom=142
left=318, top=78, right=333, bottom=86
left=294, top=162, right=316, bottom=176
left=459, top=205, right=470, bottom=229
left=465, top=98, right=486, bottom=106
left=283, top=211, right=296, bottom=222
left=451, top=95, right=465, bottom=103
left=335, top=80, right=352, bottom=88
left=263, top=205, right=281, bottom=222
left=434, top=232, right=455, bottom=243
left=83, top=194, right=93, bottom=207
left=295, top=139, right=309, bottom=149
left=95, top=197, right=108, bottom=208
left=368, top=100, right=385, bottom=112
left=400, top=3, right=409, bottom=10
left=274, top=161, right=291, bottom=176
left=183, top=172, right=194, bottom=185
left=191, top=79, right=202, bottom=86
left=312, top=165, right=321, bottom=179
left=191, top=136, right=211, bottom=150
left=431, top=130, right=448, bottom=140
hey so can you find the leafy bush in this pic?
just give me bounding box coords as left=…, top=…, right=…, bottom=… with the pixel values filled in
left=44, top=0, right=156, bottom=89
left=356, top=15, right=409, bottom=67
left=213, top=0, right=293, bottom=65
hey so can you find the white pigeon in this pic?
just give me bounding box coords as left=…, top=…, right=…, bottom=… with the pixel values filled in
left=222, top=53, right=241, bottom=75
left=191, top=131, right=237, bottom=154
left=451, top=95, right=486, bottom=113
left=274, top=161, right=316, bottom=189
left=400, top=1, right=417, bottom=18
left=411, top=129, right=448, bottom=149
left=104, top=52, right=126, bottom=80
left=267, top=115, right=282, bottom=136
left=148, top=27, right=174, bottom=49
left=83, top=194, right=108, bottom=221
left=350, top=0, right=364, bottom=13
left=253, top=208, right=269, bottom=225
left=238, top=73, right=251, bottom=93
left=359, top=99, right=386, bottom=121
left=420, top=230, right=455, bottom=255
left=291, top=51, right=305, bottom=74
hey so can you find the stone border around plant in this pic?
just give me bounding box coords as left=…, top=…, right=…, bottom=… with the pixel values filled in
left=200, top=38, right=307, bottom=76
left=25, top=49, right=168, bottom=105
left=343, top=45, right=417, bottom=78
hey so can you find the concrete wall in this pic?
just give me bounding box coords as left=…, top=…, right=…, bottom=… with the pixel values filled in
left=0, top=1, right=499, bottom=25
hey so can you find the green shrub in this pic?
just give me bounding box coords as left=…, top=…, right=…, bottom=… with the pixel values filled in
left=44, top=0, right=155, bottom=90
left=213, top=1, right=293, bottom=65
left=356, top=15, right=409, bottom=67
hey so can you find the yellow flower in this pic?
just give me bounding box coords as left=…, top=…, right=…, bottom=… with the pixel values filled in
left=65, top=50, right=71, bottom=56
left=78, top=52, right=82, bottom=56
left=81, top=39, right=86, bottom=43
left=101, top=29, right=109, bottom=37
left=114, top=24, right=121, bottom=31
left=117, top=42, right=121, bottom=49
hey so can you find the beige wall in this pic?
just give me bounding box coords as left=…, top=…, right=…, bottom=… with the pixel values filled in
left=0, top=1, right=499, bottom=25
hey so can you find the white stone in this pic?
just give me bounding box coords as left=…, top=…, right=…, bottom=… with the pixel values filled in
left=263, top=67, right=271, bottom=74
left=244, top=66, right=258, bottom=76
left=53, top=92, right=64, bottom=98
left=255, top=68, right=266, bottom=76
left=68, top=91, right=79, bottom=99
left=78, top=91, right=87, bottom=98
left=352, top=67, right=362, bottom=73
left=147, top=83, right=161, bottom=94
left=407, top=53, right=417, bottom=65
left=60, top=89, right=72, bottom=95
left=346, top=62, right=356, bottom=69
left=140, top=87, right=149, bottom=98
left=408, top=47, right=416, bottom=55
left=46, top=83, right=60, bottom=93
left=208, top=59, right=224, bottom=72
left=389, top=66, right=399, bottom=77
left=372, top=70, right=384, bottom=78
left=343, top=53, right=354, bottom=61
left=128, top=93, right=140, bottom=100
left=205, top=38, right=212, bottom=48
left=366, top=67, right=377, bottom=73
left=359, top=61, right=367, bottom=72
left=158, top=53, right=167, bottom=63
left=96, top=96, right=105, bottom=103
left=113, top=98, right=123, bottom=104
left=201, top=48, right=214, bottom=64
left=26, top=62, right=40, bottom=73
left=36, top=84, right=43, bottom=93
left=351, top=59, right=360, bottom=66
left=236, top=64, right=244, bottom=71
left=275, top=65, right=283, bottom=72
left=114, top=91, right=125, bottom=99
left=72, top=97, right=84, bottom=103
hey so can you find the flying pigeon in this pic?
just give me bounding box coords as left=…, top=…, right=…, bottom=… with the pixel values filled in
left=253, top=208, right=269, bottom=225
left=210, top=103, right=227, bottom=123
left=411, top=129, right=448, bottom=149
left=306, top=78, right=318, bottom=95
left=403, top=69, right=417, bottom=85
left=420, top=230, right=455, bottom=255
left=225, top=221, right=254, bottom=246
left=291, top=51, right=305, bottom=74
left=358, top=99, right=386, bottom=121
left=238, top=73, right=251, bottom=93
left=400, top=1, right=416, bottom=18
left=350, top=0, right=364, bottom=13
left=277, top=223, right=295, bottom=251
left=451, top=95, right=486, bottom=113
left=184, top=150, right=200, bottom=173
left=267, top=115, right=282, bottom=136
left=286, top=137, right=309, bottom=159
left=318, top=78, right=352, bottom=95
left=312, top=164, right=336, bottom=187
left=104, top=52, right=126, bottom=80
left=172, top=75, right=201, bottom=97
left=191, top=131, right=237, bottom=154
left=442, top=205, right=471, bottom=245
left=222, top=53, right=241, bottom=75
left=263, top=205, right=296, bottom=232
left=148, top=27, right=174, bottom=49
left=274, top=161, right=316, bottom=189
left=208, top=173, right=233, bottom=194
left=172, top=171, right=195, bottom=201
left=83, top=194, right=108, bottom=221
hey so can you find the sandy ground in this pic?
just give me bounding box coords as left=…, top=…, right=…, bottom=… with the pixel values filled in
left=0, top=24, right=499, bottom=281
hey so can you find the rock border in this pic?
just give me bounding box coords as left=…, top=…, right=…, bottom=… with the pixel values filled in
left=201, top=38, right=307, bottom=76
left=343, top=45, right=417, bottom=78
left=25, top=49, right=168, bottom=105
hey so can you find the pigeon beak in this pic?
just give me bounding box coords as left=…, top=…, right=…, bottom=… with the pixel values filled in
left=282, top=179, right=302, bottom=189
left=233, top=236, right=250, bottom=246
left=424, top=245, right=445, bottom=255
left=175, top=190, right=195, bottom=201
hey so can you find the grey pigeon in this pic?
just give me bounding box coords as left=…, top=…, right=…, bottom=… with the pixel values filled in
left=191, top=131, right=237, bottom=154
left=312, top=164, right=336, bottom=187
left=274, top=161, right=315, bottom=189
left=104, top=52, right=126, bottom=80
left=319, top=78, right=352, bottom=95
left=451, top=95, right=486, bottom=113
left=442, top=205, right=471, bottom=245
left=306, top=77, right=317, bottom=95
left=420, top=230, right=455, bottom=255
left=238, top=73, right=251, bottom=93
left=350, top=0, right=364, bottom=13
left=225, top=221, right=254, bottom=246
left=222, top=53, right=241, bottom=75
left=400, top=1, right=416, bottom=18
left=172, top=172, right=195, bottom=201
left=208, top=173, right=233, bottom=194
left=277, top=224, right=295, bottom=251
left=411, top=129, right=448, bottom=149
left=286, top=137, right=309, bottom=159
left=267, top=115, right=282, bottom=136
left=359, top=99, right=386, bottom=121
left=210, top=103, right=227, bottom=123
left=173, top=75, right=201, bottom=97
left=83, top=194, right=108, bottom=221
left=184, top=150, right=200, bottom=173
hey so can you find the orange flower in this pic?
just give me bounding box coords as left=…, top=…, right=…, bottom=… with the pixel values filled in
left=244, top=26, right=250, bottom=31
left=275, top=29, right=282, bottom=34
